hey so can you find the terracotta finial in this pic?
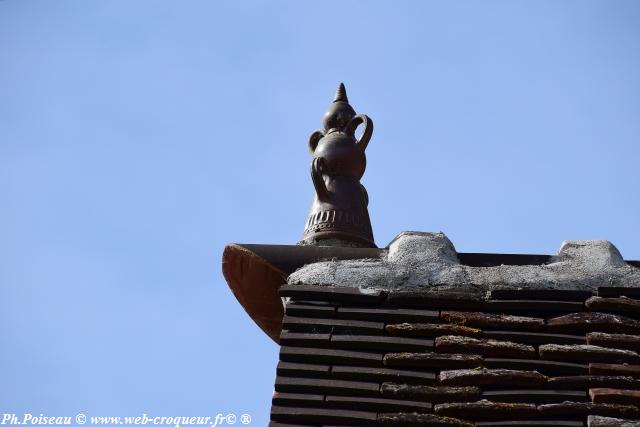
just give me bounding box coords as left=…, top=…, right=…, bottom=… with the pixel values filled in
left=303, top=84, right=375, bottom=247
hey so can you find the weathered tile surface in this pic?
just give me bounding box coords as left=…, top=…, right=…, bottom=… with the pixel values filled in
left=539, top=344, right=640, bottom=364
left=481, top=389, right=588, bottom=403
left=434, top=401, right=539, bottom=419
left=380, top=383, right=481, bottom=403
left=441, top=311, right=544, bottom=330
left=590, top=388, right=640, bottom=405
left=476, top=422, right=583, bottom=427
left=482, top=330, right=585, bottom=345
left=436, top=336, right=535, bottom=358
left=588, top=415, right=640, bottom=427
left=439, top=369, right=546, bottom=387
left=484, top=358, right=589, bottom=375
left=586, top=296, right=640, bottom=316
left=378, top=412, right=473, bottom=426
left=590, top=363, right=640, bottom=378
left=270, top=283, right=640, bottom=425
left=587, top=332, right=640, bottom=352
left=538, top=402, right=639, bottom=418
left=385, top=323, right=482, bottom=338
left=384, top=352, right=482, bottom=369
left=547, top=312, right=640, bottom=334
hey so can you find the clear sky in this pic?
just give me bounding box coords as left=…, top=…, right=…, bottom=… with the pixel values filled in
left=1, top=1, right=639, bottom=425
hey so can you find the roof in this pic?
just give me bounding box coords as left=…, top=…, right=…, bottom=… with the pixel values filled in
left=270, top=283, right=640, bottom=426
left=222, top=231, right=640, bottom=342
left=222, top=232, right=640, bottom=425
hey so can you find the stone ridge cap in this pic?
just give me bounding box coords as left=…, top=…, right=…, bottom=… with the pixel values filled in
left=288, top=231, right=640, bottom=292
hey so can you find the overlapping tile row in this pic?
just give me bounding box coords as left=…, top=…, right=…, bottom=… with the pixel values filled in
left=270, top=284, right=640, bottom=427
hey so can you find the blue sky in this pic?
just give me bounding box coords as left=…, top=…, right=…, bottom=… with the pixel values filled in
left=1, top=1, right=639, bottom=424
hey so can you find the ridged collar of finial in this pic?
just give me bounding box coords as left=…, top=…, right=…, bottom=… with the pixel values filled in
left=322, top=83, right=356, bottom=133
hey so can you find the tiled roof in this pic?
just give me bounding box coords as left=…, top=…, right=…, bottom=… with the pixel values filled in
left=222, top=232, right=640, bottom=341
left=271, top=284, right=640, bottom=426
left=221, top=231, right=640, bottom=425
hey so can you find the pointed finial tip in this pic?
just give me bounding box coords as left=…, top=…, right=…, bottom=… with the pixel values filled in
left=333, top=82, right=348, bottom=103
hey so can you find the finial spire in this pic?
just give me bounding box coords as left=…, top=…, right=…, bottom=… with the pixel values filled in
left=334, top=82, right=348, bottom=103
left=322, top=83, right=356, bottom=132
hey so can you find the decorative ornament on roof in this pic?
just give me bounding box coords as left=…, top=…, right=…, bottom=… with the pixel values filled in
left=302, top=83, right=376, bottom=247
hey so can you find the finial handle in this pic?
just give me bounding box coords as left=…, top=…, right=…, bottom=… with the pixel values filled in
left=310, top=157, right=329, bottom=202
left=308, top=130, right=324, bottom=154
left=345, top=114, right=373, bottom=153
